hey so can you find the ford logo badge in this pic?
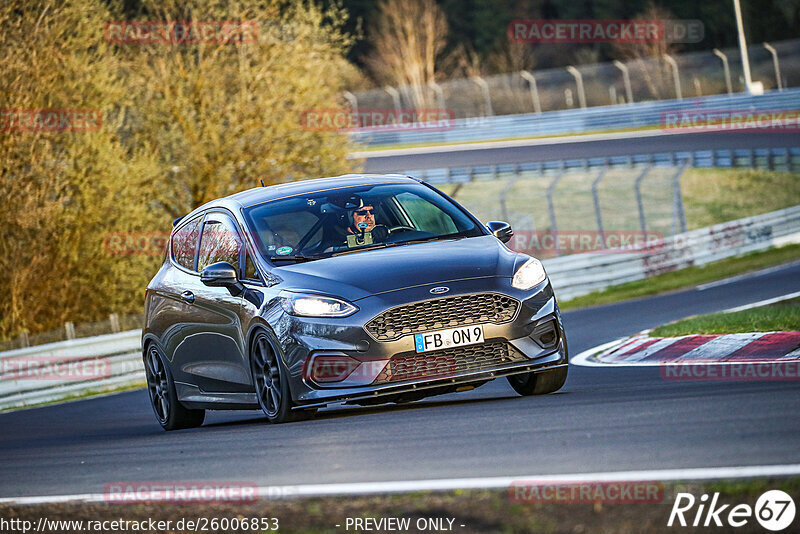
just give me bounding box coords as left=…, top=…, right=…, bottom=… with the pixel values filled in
left=429, top=286, right=450, bottom=295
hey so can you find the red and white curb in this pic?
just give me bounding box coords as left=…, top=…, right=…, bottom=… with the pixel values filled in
left=572, top=331, right=800, bottom=368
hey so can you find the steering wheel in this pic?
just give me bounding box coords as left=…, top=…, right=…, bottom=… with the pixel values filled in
left=388, top=225, right=416, bottom=234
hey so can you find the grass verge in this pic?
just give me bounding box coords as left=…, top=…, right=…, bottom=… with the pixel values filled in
left=650, top=297, right=800, bottom=337
left=2, top=479, right=797, bottom=533
left=559, top=244, right=800, bottom=311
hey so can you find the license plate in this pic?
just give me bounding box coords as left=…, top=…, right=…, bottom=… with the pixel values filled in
left=414, top=325, right=484, bottom=353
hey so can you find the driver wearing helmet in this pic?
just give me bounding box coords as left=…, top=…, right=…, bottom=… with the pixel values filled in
left=345, top=198, right=388, bottom=247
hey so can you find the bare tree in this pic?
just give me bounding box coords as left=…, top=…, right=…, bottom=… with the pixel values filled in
left=366, top=0, right=449, bottom=109
left=612, top=3, right=682, bottom=101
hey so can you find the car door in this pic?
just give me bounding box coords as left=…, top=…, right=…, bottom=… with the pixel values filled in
left=150, top=214, right=204, bottom=380
left=171, top=211, right=251, bottom=394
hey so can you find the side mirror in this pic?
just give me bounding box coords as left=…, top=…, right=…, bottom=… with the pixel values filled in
left=487, top=221, right=514, bottom=243
left=200, top=261, right=244, bottom=296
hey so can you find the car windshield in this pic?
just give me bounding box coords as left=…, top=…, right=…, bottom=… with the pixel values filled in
left=242, top=182, right=484, bottom=262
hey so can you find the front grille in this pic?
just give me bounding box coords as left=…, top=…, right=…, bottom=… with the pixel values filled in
left=365, top=293, right=520, bottom=341
left=373, top=340, right=527, bottom=384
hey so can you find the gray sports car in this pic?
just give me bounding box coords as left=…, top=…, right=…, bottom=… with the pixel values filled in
left=143, top=174, right=568, bottom=429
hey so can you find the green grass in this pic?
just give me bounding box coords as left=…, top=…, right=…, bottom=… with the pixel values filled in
left=559, top=244, right=800, bottom=310
left=649, top=297, right=800, bottom=337
left=5, top=480, right=799, bottom=534
left=682, top=168, right=800, bottom=230
left=445, top=169, right=799, bottom=261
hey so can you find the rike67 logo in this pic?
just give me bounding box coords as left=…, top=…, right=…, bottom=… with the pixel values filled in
left=668, top=490, right=796, bottom=531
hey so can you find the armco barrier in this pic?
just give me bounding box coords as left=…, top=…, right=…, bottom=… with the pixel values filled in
left=1, top=205, right=798, bottom=410
left=0, top=330, right=143, bottom=411
left=544, top=205, right=800, bottom=300
left=349, top=88, right=800, bottom=147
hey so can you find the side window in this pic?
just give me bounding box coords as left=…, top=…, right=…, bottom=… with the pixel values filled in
left=244, top=250, right=258, bottom=281
left=395, top=192, right=458, bottom=234
left=197, top=215, right=242, bottom=272
left=171, top=217, right=202, bottom=271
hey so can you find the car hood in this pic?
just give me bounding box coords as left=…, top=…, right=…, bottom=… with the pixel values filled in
left=273, top=235, right=523, bottom=301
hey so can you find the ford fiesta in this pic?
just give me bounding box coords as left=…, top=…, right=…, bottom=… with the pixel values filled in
left=143, top=174, right=568, bottom=429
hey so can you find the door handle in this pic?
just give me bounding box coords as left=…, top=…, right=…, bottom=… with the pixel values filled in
left=181, top=291, right=195, bottom=304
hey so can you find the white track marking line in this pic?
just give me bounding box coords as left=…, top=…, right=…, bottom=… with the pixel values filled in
left=723, top=290, right=800, bottom=313
left=569, top=338, right=629, bottom=367
left=696, top=261, right=800, bottom=291
left=4, top=464, right=800, bottom=505
left=349, top=129, right=697, bottom=159
left=675, top=333, right=765, bottom=362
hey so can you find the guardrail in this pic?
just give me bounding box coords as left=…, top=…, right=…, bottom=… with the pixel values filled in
left=1, top=206, right=798, bottom=411
left=350, top=88, right=800, bottom=147
left=544, top=205, right=800, bottom=300
left=0, top=331, right=143, bottom=411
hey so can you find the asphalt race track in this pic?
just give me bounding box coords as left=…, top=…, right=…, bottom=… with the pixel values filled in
left=1, top=262, right=799, bottom=499
left=361, top=131, right=800, bottom=173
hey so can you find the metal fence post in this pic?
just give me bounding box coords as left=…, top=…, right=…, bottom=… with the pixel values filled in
left=663, top=55, right=682, bottom=101
left=385, top=86, right=402, bottom=114
left=634, top=165, right=652, bottom=235
left=763, top=43, right=783, bottom=91
left=110, top=313, right=120, bottom=334
left=428, top=81, right=446, bottom=109
left=19, top=330, right=30, bottom=348
left=591, top=166, right=609, bottom=247
left=520, top=71, right=542, bottom=114
left=343, top=91, right=358, bottom=115
left=613, top=60, right=634, bottom=104
left=547, top=162, right=565, bottom=255
left=471, top=76, right=493, bottom=116
left=566, top=66, right=587, bottom=109
left=712, top=49, right=733, bottom=96
left=499, top=167, right=520, bottom=224
left=65, top=322, right=76, bottom=341
left=671, top=161, right=689, bottom=235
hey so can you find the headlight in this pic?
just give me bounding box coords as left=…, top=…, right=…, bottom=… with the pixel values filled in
left=279, top=291, right=358, bottom=318
left=512, top=258, right=547, bottom=290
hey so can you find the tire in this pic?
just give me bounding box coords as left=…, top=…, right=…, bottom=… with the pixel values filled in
left=144, top=345, right=205, bottom=431
left=507, top=366, right=568, bottom=396
left=250, top=330, right=315, bottom=423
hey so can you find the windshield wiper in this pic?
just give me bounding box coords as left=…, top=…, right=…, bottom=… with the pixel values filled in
left=268, top=255, right=320, bottom=263
left=329, top=243, right=396, bottom=257
left=394, top=234, right=468, bottom=246
left=329, top=235, right=468, bottom=257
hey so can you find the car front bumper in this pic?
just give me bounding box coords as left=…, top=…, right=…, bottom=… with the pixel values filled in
left=269, top=276, right=568, bottom=408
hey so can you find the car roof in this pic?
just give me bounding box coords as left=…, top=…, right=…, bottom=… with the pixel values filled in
left=179, top=174, right=418, bottom=224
